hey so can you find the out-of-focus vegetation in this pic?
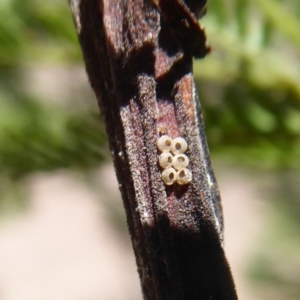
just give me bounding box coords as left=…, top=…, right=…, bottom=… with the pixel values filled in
left=195, top=0, right=300, bottom=169
left=0, top=0, right=300, bottom=299
left=1, top=0, right=300, bottom=175
left=0, top=0, right=79, bottom=66
left=0, top=0, right=106, bottom=180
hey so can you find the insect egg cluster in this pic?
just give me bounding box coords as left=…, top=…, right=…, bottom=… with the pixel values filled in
left=157, top=135, right=192, bottom=185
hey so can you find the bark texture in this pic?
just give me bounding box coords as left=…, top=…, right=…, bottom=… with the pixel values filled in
left=69, top=0, right=238, bottom=299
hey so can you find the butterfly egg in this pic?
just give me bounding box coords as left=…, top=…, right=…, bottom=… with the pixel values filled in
left=172, top=154, right=189, bottom=170
left=176, top=168, right=192, bottom=185
left=171, top=137, right=187, bottom=154
left=161, top=168, right=177, bottom=185
left=157, top=135, right=172, bottom=152
left=159, top=152, right=173, bottom=169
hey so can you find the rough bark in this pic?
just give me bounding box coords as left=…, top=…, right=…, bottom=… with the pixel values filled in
left=69, top=0, right=238, bottom=299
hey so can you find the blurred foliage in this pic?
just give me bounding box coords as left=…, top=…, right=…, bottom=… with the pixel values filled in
left=0, top=95, right=106, bottom=179
left=0, top=0, right=299, bottom=176
left=0, top=0, right=79, bottom=66
left=0, top=0, right=106, bottom=180
left=194, top=0, right=300, bottom=169
left=0, top=0, right=300, bottom=298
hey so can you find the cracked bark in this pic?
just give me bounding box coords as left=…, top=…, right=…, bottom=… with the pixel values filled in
left=69, top=0, right=238, bottom=299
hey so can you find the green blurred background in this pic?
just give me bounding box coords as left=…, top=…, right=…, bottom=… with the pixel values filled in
left=0, top=0, right=300, bottom=299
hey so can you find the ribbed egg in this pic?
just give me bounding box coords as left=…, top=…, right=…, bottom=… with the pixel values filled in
left=161, top=168, right=177, bottom=185
left=158, top=152, right=173, bottom=169
left=171, top=137, right=187, bottom=154
left=176, top=168, right=192, bottom=185
left=157, top=135, right=172, bottom=152
left=172, top=154, right=189, bottom=170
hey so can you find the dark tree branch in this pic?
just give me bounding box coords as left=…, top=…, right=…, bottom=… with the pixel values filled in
left=69, top=0, right=238, bottom=299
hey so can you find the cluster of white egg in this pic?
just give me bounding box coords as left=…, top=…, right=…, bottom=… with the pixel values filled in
left=157, top=135, right=192, bottom=186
